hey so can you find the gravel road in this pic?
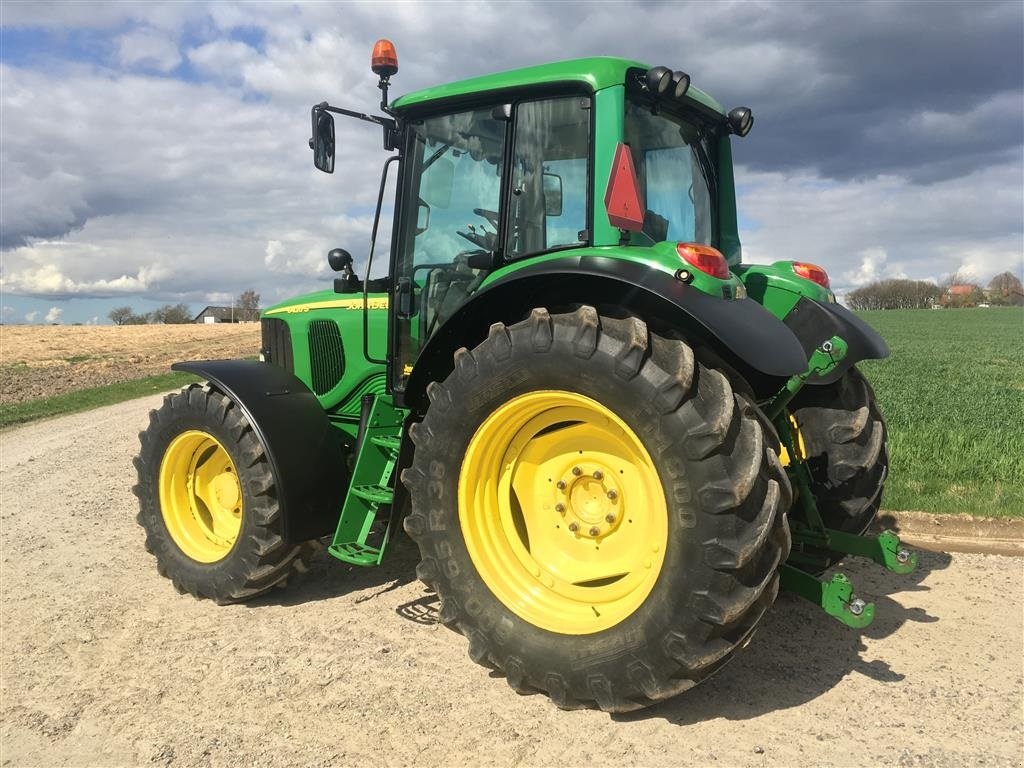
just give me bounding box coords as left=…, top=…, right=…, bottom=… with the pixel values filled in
left=2, top=395, right=1022, bottom=767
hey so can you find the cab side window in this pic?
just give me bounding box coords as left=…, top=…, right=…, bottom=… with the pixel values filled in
left=506, top=97, right=590, bottom=258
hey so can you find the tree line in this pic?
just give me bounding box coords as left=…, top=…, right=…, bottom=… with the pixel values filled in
left=107, top=290, right=261, bottom=325
left=846, top=271, right=1023, bottom=310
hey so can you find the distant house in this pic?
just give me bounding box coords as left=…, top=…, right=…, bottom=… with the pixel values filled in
left=193, top=306, right=240, bottom=324
left=940, top=284, right=979, bottom=308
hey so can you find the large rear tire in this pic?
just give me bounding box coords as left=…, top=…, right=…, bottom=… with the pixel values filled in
left=133, top=383, right=315, bottom=603
left=402, top=307, right=791, bottom=712
left=790, top=367, right=888, bottom=569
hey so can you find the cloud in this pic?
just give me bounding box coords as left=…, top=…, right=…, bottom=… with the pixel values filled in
left=25, top=311, right=39, bottom=323
left=736, top=162, right=1023, bottom=292
left=0, top=0, right=1020, bottom=324
left=0, top=261, right=171, bottom=298
left=44, top=306, right=63, bottom=323
left=117, top=27, right=182, bottom=71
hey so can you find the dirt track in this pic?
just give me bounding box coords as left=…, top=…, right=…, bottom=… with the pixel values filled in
left=1, top=395, right=1022, bottom=767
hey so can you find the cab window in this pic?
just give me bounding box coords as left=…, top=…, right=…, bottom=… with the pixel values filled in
left=506, top=96, right=590, bottom=258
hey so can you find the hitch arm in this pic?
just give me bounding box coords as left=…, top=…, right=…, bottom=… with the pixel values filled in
left=780, top=565, right=874, bottom=629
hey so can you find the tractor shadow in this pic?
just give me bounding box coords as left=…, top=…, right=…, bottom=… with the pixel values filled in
left=615, top=548, right=952, bottom=725
left=246, top=531, right=422, bottom=608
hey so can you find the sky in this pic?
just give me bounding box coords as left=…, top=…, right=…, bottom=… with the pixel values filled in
left=1, top=0, right=1022, bottom=325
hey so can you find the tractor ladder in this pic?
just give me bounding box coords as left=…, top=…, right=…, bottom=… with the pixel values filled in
left=328, top=395, right=406, bottom=566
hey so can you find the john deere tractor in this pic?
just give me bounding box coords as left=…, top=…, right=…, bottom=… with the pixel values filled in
left=134, top=42, right=917, bottom=712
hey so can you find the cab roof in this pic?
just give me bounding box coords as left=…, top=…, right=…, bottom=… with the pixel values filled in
left=391, top=56, right=725, bottom=115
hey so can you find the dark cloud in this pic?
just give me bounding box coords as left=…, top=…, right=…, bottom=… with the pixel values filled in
left=634, top=1, right=1024, bottom=181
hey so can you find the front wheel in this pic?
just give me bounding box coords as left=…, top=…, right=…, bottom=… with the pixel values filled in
left=402, top=307, right=791, bottom=712
left=133, top=384, right=315, bottom=603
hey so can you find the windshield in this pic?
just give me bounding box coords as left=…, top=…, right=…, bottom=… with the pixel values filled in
left=624, top=98, right=717, bottom=245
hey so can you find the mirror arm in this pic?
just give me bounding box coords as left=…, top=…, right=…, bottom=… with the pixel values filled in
left=311, top=102, right=401, bottom=152
left=315, top=101, right=396, bottom=130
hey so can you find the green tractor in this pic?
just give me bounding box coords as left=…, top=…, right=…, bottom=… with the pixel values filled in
left=134, top=42, right=917, bottom=712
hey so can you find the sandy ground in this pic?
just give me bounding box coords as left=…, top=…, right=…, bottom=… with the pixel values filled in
left=1, top=395, right=1022, bottom=768
left=0, top=325, right=260, bottom=405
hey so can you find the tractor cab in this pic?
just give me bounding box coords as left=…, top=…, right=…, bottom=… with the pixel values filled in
left=308, top=51, right=780, bottom=404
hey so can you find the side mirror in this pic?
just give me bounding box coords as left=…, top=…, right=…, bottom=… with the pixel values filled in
left=328, top=247, right=353, bottom=272
left=415, top=200, right=430, bottom=236
left=312, top=109, right=335, bottom=173
left=543, top=172, right=563, bottom=217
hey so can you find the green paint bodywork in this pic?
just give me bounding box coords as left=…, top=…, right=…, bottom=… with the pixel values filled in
left=734, top=260, right=835, bottom=319
left=264, top=289, right=390, bottom=441
left=478, top=241, right=744, bottom=297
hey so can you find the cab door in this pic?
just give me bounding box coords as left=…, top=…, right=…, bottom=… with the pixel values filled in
left=388, top=105, right=511, bottom=396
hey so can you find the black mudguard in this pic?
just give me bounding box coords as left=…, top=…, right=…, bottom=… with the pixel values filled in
left=403, top=254, right=808, bottom=410
left=782, top=297, right=890, bottom=384
left=172, top=360, right=347, bottom=542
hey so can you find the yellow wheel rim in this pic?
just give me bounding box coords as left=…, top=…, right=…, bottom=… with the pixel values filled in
left=159, top=430, right=243, bottom=563
left=779, top=413, right=807, bottom=466
left=459, top=391, right=668, bottom=635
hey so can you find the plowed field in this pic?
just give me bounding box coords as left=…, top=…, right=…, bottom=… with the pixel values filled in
left=0, top=324, right=260, bottom=405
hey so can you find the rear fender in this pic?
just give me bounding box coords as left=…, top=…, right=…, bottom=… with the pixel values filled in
left=782, top=298, right=890, bottom=384
left=402, top=255, right=808, bottom=410
left=735, top=261, right=889, bottom=384
left=172, top=360, right=346, bottom=542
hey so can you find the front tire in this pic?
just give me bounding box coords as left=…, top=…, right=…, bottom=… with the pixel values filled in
left=402, top=307, right=791, bottom=712
left=133, top=383, right=315, bottom=603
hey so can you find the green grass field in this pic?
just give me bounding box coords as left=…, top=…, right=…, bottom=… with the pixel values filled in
left=857, top=307, right=1023, bottom=518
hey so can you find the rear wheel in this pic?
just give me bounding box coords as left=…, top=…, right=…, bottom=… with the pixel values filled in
left=133, top=383, right=315, bottom=603
left=402, top=307, right=791, bottom=711
left=789, top=367, right=888, bottom=569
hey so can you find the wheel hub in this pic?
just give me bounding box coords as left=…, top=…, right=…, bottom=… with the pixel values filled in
left=558, top=465, right=622, bottom=538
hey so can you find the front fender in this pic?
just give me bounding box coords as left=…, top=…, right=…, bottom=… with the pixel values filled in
left=172, top=360, right=346, bottom=542
left=403, top=255, right=808, bottom=410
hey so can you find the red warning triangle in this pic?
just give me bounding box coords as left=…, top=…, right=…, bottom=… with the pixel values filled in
left=604, top=143, right=645, bottom=232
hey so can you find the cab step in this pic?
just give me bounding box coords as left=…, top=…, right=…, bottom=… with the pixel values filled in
left=328, top=396, right=406, bottom=567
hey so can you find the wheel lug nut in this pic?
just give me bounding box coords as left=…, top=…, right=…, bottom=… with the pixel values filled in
left=605, top=513, right=616, bottom=523
left=556, top=480, right=567, bottom=490
left=589, top=526, right=600, bottom=537
left=555, top=503, right=566, bottom=513
left=606, top=489, right=617, bottom=500
left=592, top=470, right=603, bottom=480
left=568, top=522, right=579, bottom=533
left=571, top=466, right=582, bottom=476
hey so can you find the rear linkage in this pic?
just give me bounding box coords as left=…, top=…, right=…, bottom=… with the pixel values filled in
left=765, top=336, right=917, bottom=628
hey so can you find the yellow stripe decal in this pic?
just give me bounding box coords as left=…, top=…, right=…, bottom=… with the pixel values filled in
left=265, top=298, right=389, bottom=315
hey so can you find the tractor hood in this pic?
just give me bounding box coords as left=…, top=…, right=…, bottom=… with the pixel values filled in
left=262, top=289, right=389, bottom=318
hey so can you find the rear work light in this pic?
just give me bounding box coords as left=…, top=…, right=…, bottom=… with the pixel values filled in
left=792, top=262, right=831, bottom=289
left=676, top=243, right=730, bottom=280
